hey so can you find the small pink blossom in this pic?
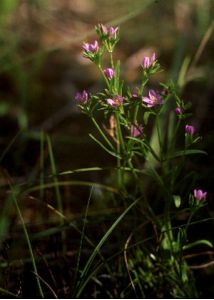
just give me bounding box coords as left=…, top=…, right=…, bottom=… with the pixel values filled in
left=185, top=124, right=195, bottom=136
left=142, top=53, right=156, bottom=69
left=175, top=107, right=182, bottom=115
left=75, top=90, right=88, bottom=104
left=130, top=124, right=143, bottom=137
left=100, top=24, right=118, bottom=39
left=142, top=90, right=162, bottom=107
left=193, top=189, right=207, bottom=201
left=107, top=95, right=123, bottom=107
left=104, top=68, right=115, bottom=80
left=83, top=40, right=99, bottom=53
left=108, top=26, right=118, bottom=39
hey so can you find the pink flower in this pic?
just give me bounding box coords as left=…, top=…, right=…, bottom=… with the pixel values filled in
left=100, top=24, right=118, bottom=39
left=75, top=90, right=88, bottom=104
left=142, top=90, right=162, bottom=107
left=108, top=26, right=118, bottom=39
left=104, top=68, right=115, bottom=80
left=142, top=53, right=156, bottom=69
left=185, top=124, right=195, bottom=135
left=107, top=95, right=123, bottom=107
left=83, top=40, right=99, bottom=53
left=175, top=107, right=182, bottom=115
left=130, top=124, right=143, bottom=137
left=193, top=189, right=207, bottom=201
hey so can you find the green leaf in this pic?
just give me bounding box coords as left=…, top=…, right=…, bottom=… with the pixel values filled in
left=143, top=111, right=152, bottom=125
left=89, top=134, right=121, bottom=159
left=59, top=167, right=104, bottom=176
left=167, top=149, right=207, bottom=160
left=183, top=239, right=213, bottom=251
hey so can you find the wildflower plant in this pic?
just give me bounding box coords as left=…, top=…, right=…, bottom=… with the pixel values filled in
left=75, top=25, right=212, bottom=298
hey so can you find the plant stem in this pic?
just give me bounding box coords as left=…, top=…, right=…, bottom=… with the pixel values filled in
left=133, top=102, right=140, bottom=124
left=98, top=64, right=109, bottom=88
left=91, top=116, right=114, bottom=150
left=156, top=113, right=163, bottom=161
left=115, top=111, right=125, bottom=188
left=47, top=135, right=66, bottom=255
left=110, top=51, right=114, bottom=69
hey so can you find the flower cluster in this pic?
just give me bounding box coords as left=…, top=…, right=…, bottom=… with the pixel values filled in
left=99, top=24, right=119, bottom=40
left=96, top=24, right=119, bottom=52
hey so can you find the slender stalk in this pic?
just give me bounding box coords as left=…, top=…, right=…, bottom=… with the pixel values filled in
left=73, top=187, right=93, bottom=289
left=98, top=64, right=109, bottom=88
left=11, top=188, right=44, bottom=298
left=156, top=113, right=163, bottom=161
left=110, top=51, right=114, bottom=69
left=91, top=116, right=114, bottom=150
left=115, top=111, right=125, bottom=152
left=47, top=135, right=63, bottom=218
left=115, top=111, right=125, bottom=188
left=40, top=130, right=45, bottom=202
left=133, top=102, right=140, bottom=124
left=47, top=135, right=66, bottom=254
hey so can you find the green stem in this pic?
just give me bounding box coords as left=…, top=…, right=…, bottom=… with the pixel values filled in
left=115, top=111, right=125, bottom=188
left=139, top=77, right=149, bottom=95
left=98, top=64, right=109, bottom=88
left=133, top=102, right=140, bottom=124
left=156, top=113, right=163, bottom=161
left=128, top=158, right=138, bottom=180
left=47, top=135, right=66, bottom=255
left=47, top=135, right=63, bottom=219
left=91, top=116, right=115, bottom=150
left=110, top=51, right=114, bottom=69
left=40, top=131, right=45, bottom=202
left=115, top=111, right=125, bottom=152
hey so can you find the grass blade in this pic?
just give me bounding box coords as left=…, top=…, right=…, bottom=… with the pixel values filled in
left=11, top=186, right=44, bottom=298
left=74, top=199, right=138, bottom=297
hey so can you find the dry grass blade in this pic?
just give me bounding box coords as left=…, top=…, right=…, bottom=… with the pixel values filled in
left=189, top=19, right=214, bottom=70
left=32, top=271, right=58, bottom=299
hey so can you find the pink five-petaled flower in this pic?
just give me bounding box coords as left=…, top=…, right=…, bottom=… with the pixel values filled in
left=142, top=90, right=162, bottom=108
left=107, top=95, right=123, bottom=108
left=175, top=107, right=182, bottom=115
left=185, top=124, right=195, bottom=136
left=75, top=90, right=88, bottom=104
left=142, top=53, right=156, bottom=69
left=104, top=68, right=115, bottom=80
left=193, top=189, right=207, bottom=201
left=100, top=24, right=118, bottom=39
left=83, top=40, right=99, bottom=53
left=130, top=124, right=143, bottom=137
